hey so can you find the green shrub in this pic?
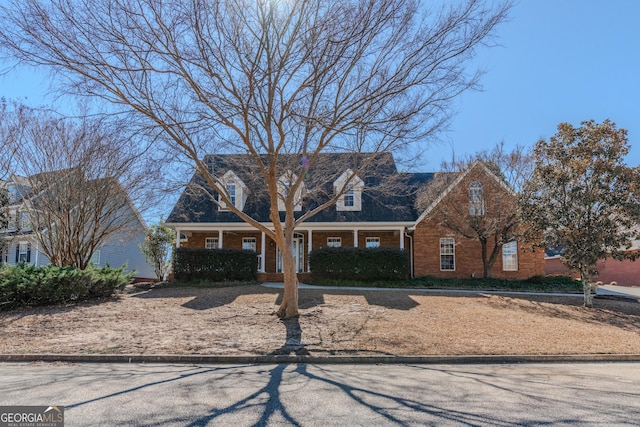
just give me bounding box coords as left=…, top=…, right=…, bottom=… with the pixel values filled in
left=173, top=247, right=257, bottom=282
left=309, top=246, right=409, bottom=281
left=0, top=263, right=133, bottom=310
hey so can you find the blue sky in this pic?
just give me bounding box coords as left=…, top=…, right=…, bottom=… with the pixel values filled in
left=2, top=0, right=639, bottom=172
left=435, top=0, right=640, bottom=170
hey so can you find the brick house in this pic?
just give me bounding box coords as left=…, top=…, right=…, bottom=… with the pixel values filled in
left=165, top=153, right=544, bottom=281
left=411, top=162, right=544, bottom=279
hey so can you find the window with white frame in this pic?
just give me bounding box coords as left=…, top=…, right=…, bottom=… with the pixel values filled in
left=218, top=170, right=248, bottom=211
left=277, top=171, right=304, bottom=211
left=334, top=170, right=364, bottom=212
left=327, top=237, right=341, bottom=248
left=226, top=180, right=236, bottom=207
left=469, top=181, right=485, bottom=216
left=365, top=237, right=380, bottom=248
left=205, top=237, right=219, bottom=249
left=242, top=237, right=257, bottom=252
left=502, top=241, right=518, bottom=271
left=440, top=237, right=455, bottom=271
left=20, top=212, right=30, bottom=230
left=17, top=241, right=30, bottom=263
left=343, top=183, right=355, bottom=207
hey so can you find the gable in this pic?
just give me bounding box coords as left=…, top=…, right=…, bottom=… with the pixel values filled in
left=414, top=161, right=515, bottom=226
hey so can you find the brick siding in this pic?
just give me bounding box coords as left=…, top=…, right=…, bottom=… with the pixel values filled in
left=412, top=166, right=545, bottom=279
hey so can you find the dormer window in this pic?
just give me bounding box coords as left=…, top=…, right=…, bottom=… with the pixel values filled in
left=334, top=170, right=363, bottom=212
left=218, top=171, right=248, bottom=211
left=226, top=180, right=236, bottom=207
left=277, top=171, right=304, bottom=212
left=469, top=181, right=484, bottom=216
left=344, top=184, right=355, bottom=207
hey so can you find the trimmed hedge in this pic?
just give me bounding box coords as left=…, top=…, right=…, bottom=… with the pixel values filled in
left=310, top=246, right=409, bottom=281
left=0, top=263, right=132, bottom=310
left=173, top=247, right=257, bottom=282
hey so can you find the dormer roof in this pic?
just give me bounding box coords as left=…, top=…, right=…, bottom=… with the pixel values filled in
left=166, top=152, right=434, bottom=224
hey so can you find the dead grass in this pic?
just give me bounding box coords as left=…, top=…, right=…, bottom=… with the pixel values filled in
left=1, top=284, right=640, bottom=356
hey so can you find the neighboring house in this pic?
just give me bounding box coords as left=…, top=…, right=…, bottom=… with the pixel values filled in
left=0, top=174, right=154, bottom=279
left=546, top=243, right=640, bottom=286
left=165, top=153, right=544, bottom=281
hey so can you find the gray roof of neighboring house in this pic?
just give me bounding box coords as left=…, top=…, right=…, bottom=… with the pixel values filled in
left=166, top=152, right=435, bottom=224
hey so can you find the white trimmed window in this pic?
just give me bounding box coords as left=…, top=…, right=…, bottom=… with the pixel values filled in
left=440, top=238, right=455, bottom=271
left=205, top=237, right=219, bottom=249
left=469, top=181, right=485, bottom=216
left=344, top=184, right=355, bottom=207
left=277, top=171, right=304, bottom=212
left=226, top=180, right=236, bottom=207
left=218, top=170, right=248, bottom=211
left=502, top=241, right=518, bottom=271
left=20, top=212, right=30, bottom=230
left=242, top=237, right=257, bottom=252
left=327, top=237, right=342, bottom=248
left=17, top=241, right=31, bottom=263
left=365, top=237, right=380, bottom=248
left=334, top=170, right=364, bottom=212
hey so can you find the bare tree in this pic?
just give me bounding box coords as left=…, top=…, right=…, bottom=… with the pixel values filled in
left=3, top=104, right=159, bottom=269
left=417, top=143, right=533, bottom=278
left=0, top=99, right=16, bottom=261
left=0, top=0, right=510, bottom=317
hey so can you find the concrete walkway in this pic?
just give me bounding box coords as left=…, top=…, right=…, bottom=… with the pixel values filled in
left=262, top=282, right=640, bottom=299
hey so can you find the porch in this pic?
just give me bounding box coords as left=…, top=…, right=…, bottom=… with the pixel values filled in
left=173, top=223, right=412, bottom=278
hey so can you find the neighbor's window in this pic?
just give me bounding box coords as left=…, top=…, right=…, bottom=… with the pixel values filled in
left=327, top=237, right=342, bottom=248
left=469, top=181, right=485, bottom=216
left=242, top=237, right=257, bottom=252
left=440, top=237, right=455, bottom=271
left=205, top=237, right=219, bottom=249
left=365, top=237, right=380, bottom=248
left=90, top=250, right=101, bottom=266
left=17, top=241, right=30, bottom=263
left=20, top=212, right=30, bottom=230
left=502, top=241, right=518, bottom=271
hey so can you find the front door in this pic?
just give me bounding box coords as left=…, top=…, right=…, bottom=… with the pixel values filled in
left=276, top=233, right=304, bottom=273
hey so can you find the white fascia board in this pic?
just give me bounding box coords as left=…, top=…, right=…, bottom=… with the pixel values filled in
left=164, top=221, right=413, bottom=232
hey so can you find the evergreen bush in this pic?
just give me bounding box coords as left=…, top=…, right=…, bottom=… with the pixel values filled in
left=0, top=263, right=132, bottom=309
left=309, top=246, right=409, bottom=281
left=173, top=247, right=257, bottom=282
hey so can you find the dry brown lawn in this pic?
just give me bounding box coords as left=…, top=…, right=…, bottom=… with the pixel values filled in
left=1, top=284, right=640, bottom=356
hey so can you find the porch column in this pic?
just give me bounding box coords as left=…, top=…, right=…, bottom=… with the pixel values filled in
left=218, top=230, right=223, bottom=248
left=353, top=229, right=359, bottom=247
left=307, top=229, right=313, bottom=272
left=399, top=228, right=405, bottom=250
left=175, top=228, right=181, bottom=248
left=260, top=231, right=266, bottom=272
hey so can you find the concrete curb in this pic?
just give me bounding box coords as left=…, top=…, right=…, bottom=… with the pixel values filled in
left=2, top=353, right=640, bottom=365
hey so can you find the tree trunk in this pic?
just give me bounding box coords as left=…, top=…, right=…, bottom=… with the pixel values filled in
left=275, top=236, right=300, bottom=319
left=480, top=239, right=490, bottom=279
left=580, top=268, right=593, bottom=308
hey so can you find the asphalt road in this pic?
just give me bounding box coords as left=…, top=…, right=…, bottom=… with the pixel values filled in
left=1, top=362, right=639, bottom=426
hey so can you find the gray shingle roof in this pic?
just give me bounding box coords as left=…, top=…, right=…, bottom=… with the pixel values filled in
left=167, top=152, right=434, bottom=224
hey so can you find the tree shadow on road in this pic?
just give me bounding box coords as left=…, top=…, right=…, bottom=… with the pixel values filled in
left=269, top=317, right=310, bottom=356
